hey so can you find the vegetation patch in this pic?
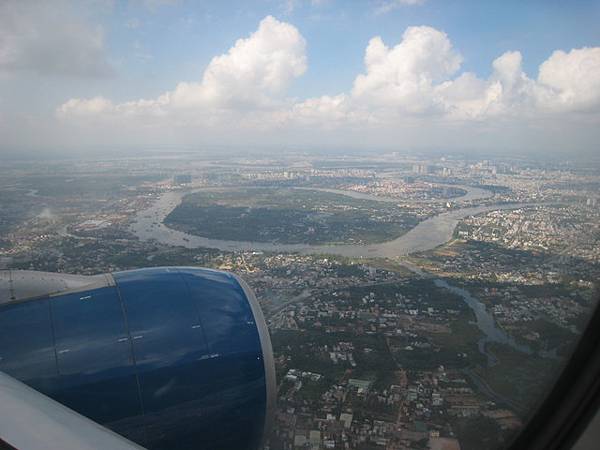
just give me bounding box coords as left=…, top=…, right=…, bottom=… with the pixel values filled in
left=165, top=187, right=419, bottom=245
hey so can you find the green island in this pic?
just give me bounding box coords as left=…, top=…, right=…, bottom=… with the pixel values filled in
left=164, top=187, right=420, bottom=245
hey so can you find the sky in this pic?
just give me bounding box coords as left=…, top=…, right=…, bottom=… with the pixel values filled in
left=1, top=0, right=599, bottom=157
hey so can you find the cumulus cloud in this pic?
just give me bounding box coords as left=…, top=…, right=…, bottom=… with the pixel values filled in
left=322, top=27, right=600, bottom=122
left=434, top=50, right=539, bottom=119
left=169, top=15, right=306, bottom=108
left=0, top=0, right=113, bottom=77
left=289, top=94, right=355, bottom=126
left=59, top=15, right=305, bottom=119
left=537, top=47, right=600, bottom=112
left=352, top=26, right=462, bottom=113
left=57, top=18, right=600, bottom=141
left=434, top=47, right=600, bottom=119
left=57, top=97, right=115, bottom=116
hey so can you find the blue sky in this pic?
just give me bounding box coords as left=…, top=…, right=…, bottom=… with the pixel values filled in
left=93, top=0, right=600, bottom=100
left=1, top=0, right=600, bottom=155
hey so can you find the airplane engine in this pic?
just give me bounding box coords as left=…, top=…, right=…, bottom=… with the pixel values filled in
left=0, top=267, right=275, bottom=450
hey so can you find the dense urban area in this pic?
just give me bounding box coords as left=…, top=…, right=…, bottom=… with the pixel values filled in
left=1, top=151, right=598, bottom=450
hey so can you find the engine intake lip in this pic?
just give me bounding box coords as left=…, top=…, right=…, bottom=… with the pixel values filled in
left=232, top=273, right=276, bottom=448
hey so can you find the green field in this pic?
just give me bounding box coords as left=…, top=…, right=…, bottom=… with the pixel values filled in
left=165, top=187, right=419, bottom=245
left=475, top=342, right=562, bottom=411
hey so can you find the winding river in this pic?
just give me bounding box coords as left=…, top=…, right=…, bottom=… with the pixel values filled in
left=130, top=185, right=552, bottom=363
left=434, top=280, right=534, bottom=365
left=130, top=185, right=519, bottom=258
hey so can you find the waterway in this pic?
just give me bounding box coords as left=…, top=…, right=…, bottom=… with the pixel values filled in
left=434, top=279, right=534, bottom=366
left=130, top=185, right=513, bottom=258
left=129, top=185, right=547, bottom=362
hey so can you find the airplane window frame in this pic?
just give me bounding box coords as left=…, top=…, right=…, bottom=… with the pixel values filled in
left=508, top=287, right=600, bottom=450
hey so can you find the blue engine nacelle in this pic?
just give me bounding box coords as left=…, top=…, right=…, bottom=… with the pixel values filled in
left=0, top=267, right=275, bottom=450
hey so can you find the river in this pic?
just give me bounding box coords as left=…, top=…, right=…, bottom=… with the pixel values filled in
left=129, top=185, right=547, bottom=362
left=130, top=184, right=512, bottom=258
left=434, top=279, right=534, bottom=366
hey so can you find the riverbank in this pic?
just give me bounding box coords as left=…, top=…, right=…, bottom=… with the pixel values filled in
left=129, top=185, right=526, bottom=259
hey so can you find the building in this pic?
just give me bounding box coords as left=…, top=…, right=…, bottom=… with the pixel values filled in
left=173, top=174, right=192, bottom=184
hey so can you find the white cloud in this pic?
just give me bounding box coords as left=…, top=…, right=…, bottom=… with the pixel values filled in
left=170, top=15, right=306, bottom=108
left=352, top=26, right=462, bottom=113
left=56, top=18, right=600, bottom=149
left=59, top=15, right=306, bottom=119
left=0, top=1, right=113, bottom=77
left=57, top=97, right=114, bottom=116
left=290, top=94, right=354, bottom=126
left=434, top=47, right=600, bottom=119
left=537, top=47, right=600, bottom=112
left=433, top=51, right=539, bottom=119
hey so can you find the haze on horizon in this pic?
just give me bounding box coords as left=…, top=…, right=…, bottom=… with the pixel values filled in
left=1, top=0, right=599, bottom=158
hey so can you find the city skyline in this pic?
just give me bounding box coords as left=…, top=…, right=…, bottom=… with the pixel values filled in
left=1, top=150, right=598, bottom=449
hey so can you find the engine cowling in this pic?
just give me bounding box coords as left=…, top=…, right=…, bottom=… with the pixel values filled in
left=0, top=267, right=275, bottom=450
